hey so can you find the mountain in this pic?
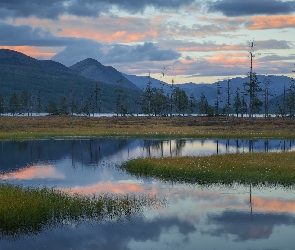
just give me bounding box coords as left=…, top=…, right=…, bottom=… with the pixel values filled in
left=70, top=58, right=140, bottom=91
left=0, top=49, right=142, bottom=113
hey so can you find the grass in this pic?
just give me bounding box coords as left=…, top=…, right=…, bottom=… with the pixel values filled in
left=0, top=183, right=161, bottom=237
left=1, top=115, right=295, bottom=140
left=122, top=151, right=295, bottom=186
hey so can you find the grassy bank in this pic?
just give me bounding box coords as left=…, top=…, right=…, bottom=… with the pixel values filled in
left=1, top=116, right=295, bottom=140
left=122, top=151, right=295, bottom=186
left=0, top=183, right=160, bottom=237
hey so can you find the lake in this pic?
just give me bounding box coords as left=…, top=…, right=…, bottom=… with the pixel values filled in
left=0, top=138, right=295, bottom=249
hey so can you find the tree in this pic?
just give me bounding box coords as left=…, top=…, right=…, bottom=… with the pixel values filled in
left=81, top=99, right=90, bottom=116
left=169, top=79, right=175, bottom=117
left=262, top=75, right=273, bottom=120
left=93, top=83, right=101, bottom=114
left=36, top=90, right=42, bottom=114
left=46, top=98, right=59, bottom=115
left=0, top=92, right=6, bottom=115
left=286, top=78, right=295, bottom=117
left=173, top=87, right=188, bottom=116
left=225, top=79, right=231, bottom=123
left=245, top=41, right=262, bottom=119
left=188, top=94, right=197, bottom=115
left=151, top=87, right=167, bottom=116
left=198, top=92, right=209, bottom=115
left=20, top=88, right=30, bottom=116
left=59, top=95, right=68, bottom=115
left=9, top=92, right=20, bottom=116
left=115, top=79, right=127, bottom=116
left=69, top=91, right=78, bottom=116
left=244, top=72, right=262, bottom=117
left=140, top=75, right=153, bottom=116
left=276, top=85, right=286, bottom=119
left=233, top=88, right=242, bottom=117
left=214, top=81, right=222, bottom=116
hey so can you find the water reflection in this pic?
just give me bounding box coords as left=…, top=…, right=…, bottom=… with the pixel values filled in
left=1, top=184, right=295, bottom=249
left=1, top=138, right=295, bottom=249
left=1, top=138, right=294, bottom=171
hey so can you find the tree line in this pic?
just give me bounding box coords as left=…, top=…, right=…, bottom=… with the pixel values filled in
left=1, top=74, right=295, bottom=118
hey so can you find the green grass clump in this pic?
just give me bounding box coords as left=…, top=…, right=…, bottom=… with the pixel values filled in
left=122, top=151, right=295, bottom=186
left=0, top=183, right=160, bottom=237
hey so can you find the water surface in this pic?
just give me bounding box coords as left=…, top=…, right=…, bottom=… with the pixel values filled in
left=0, top=138, right=295, bottom=249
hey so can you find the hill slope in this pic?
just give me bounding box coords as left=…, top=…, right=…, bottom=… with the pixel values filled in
left=70, top=58, right=140, bottom=91
left=0, top=49, right=142, bottom=113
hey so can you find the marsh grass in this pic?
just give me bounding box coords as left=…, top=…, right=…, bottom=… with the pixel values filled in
left=122, top=151, right=295, bottom=186
left=1, top=116, right=295, bottom=139
left=0, top=183, right=161, bottom=237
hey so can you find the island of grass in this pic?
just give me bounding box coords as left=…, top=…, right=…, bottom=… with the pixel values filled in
left=122, top=151, right=295, bottom=186
left=0, top=183, right=161, bottom=237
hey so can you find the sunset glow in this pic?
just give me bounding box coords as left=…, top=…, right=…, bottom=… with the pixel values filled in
left=0, top=0, right=293, bottom=83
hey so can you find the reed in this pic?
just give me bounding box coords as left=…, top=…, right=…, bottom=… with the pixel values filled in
left=0, top=183, right=161, bottom=237
left=122, top=151, right=295, bottom=186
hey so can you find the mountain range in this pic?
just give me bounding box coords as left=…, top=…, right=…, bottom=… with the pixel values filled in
left=0, top=49, right=293, bottom=113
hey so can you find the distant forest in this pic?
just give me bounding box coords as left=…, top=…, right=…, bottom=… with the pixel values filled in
left=1, top=72, right=295, bottom=119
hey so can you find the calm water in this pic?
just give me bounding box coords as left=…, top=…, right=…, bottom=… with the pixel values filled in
left=1, top=138, right=295, bottom=250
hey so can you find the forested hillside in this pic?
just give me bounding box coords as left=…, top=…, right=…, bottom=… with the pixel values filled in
left=0, top=49, right=142, bottom=114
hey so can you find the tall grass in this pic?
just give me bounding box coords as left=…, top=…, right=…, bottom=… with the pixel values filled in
left=0, top=183, right=161, bottom=237
left=122, top=151, right=295, bottom=186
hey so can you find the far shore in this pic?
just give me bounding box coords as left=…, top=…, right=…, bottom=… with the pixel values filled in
left=1, top=115, right=295, bottom=140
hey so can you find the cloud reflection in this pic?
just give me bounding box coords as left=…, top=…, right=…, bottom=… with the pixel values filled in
left=62, top=181, right=157, bottom=196
left=0, top=164, right=65, bottom=180
left=252, top=197, right=295, bottom=213
left=207, top=210, right=295, bottom=241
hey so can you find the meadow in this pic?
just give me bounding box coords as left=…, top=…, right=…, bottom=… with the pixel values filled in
left=1, top=115, right=295, bottom=139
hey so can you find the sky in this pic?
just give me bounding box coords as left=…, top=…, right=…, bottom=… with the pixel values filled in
left=0, top=0, right=295, bottom=84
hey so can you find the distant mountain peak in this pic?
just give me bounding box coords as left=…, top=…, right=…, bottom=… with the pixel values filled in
left=70, top=58, right=140, bottom=90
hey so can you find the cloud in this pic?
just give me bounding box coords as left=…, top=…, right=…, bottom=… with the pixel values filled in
left=105, top=42, right=181, bottom=63
left=246, top=15, right=295, bottom=30
left=52, top=41, right=181, bottom=66
left=0, top=22, right=73, bottom=46
left=0, top=0, right=196, bottom=20
left=208, top=0, right=295, bottom=17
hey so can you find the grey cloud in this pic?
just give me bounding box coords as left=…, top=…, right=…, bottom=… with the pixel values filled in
left=104, top=42, right=181, bottom=63
left=255, top=40, right=292, bottom=50
left=0, top=0, right=66, bottom=19
left=0, top=22, right=72, bottom=46
left=208, top=0, right=295, bottom=16
left=51, top=40, right=106, bottom=66
left=107, top=0, right=196, bottom=13
left=0, top=0, right=196, bottom=20
left=52, top=41, right=181, bottom=67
